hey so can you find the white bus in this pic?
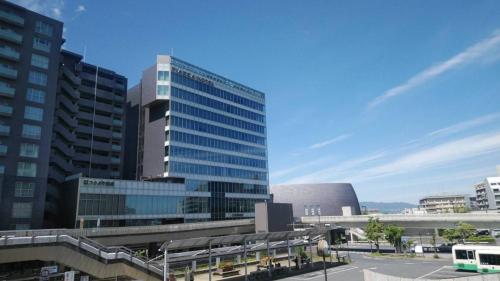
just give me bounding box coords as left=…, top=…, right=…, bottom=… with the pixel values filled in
left=452, top=245, right=500, bottom=273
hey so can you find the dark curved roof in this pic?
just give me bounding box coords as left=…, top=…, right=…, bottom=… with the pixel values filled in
left=270, top=183, right=361, bottom=217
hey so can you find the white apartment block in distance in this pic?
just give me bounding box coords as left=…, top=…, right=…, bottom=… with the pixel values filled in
left=419, top=194, right=472, bottom=214
left=475, top=177, right=500, bottom=211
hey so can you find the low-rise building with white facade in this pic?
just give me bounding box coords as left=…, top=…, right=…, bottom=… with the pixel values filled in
left=419, top=194, right=471, bottom=214
left=475, top=177, right=500, bottom=211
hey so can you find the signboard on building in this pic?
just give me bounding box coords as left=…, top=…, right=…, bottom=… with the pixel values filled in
left=64, top=271, right=75, bottom=281
left=82, top=179, right=115, bottom=187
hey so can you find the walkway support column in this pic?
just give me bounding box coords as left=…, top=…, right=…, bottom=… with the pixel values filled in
left=287, top=239, right=291, bottom=272
left=243, top=239, right=248, bottom=281
left=163, top=248, right=168, bottom=281
left=267, top=239, right=272, bottom=278
left=208, top=241, right=212, bottom=281
left=309, top=238, right=313, bottom=268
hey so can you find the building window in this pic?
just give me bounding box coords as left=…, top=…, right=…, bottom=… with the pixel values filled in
left=22, top=124, right=41, bottom=139
left=20, top=143, right=39, bottom=158
left=16, top=162, right=37, bottom=177
left=158, top=71, right=169, bottom=81
left=24, top=106, right=43, bottom=121
left=15, top=182, right=35, bottom=197
left=157, top=85, right=169, bottom=96
left=12, top=202, right=32, bottom=219
left=31, top=54, right=49, bottom=69
left=0, top=165, right=4, bottom=174
left=14, top=224, right=30, bottom=230
left=28, top=71, right=47, bottom=86
left=26, top=88, right=46, bottom=104
left=35, top=21, right=53, bottom=37
left=33, top=37, right=51, bottom=52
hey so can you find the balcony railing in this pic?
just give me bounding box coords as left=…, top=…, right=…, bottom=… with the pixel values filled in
left=111, top=144, right=121, bottom=151
left=111, top=157, right=120, bottom=164
left=0, top=10, right=25, bottom=26
left=0, top=45, right=19, bottom=61
left=0, top=82, right=14, bottom=98
left=112, top=119, right=123, bottom=126
left=0, top=28, right=22, bottom=44
left=0, top=104, right=13, bottom=116
left=112, top=132, right=122, bottom=139
left=0, top=124, right=10, bottom=135
left=0, top=64, right=17, bottom=79
left=0, top=144, right=7, bottom=155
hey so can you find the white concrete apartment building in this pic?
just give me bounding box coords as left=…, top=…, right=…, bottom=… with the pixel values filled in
left=475, top=177, right=500, bottom=211
left=419, top=194, right=472, bottom=214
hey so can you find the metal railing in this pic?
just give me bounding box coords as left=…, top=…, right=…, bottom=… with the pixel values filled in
left=0, top=232, right=163, bottom=276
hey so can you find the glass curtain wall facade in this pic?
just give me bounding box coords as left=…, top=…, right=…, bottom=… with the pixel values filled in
left=125, top=55, right=269, bottom=222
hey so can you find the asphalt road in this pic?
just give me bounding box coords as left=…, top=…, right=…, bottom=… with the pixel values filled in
left=281, top=252, right=483, bottom=281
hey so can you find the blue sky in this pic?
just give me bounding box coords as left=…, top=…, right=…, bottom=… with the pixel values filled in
left=14, top=0, right=500, bottom=203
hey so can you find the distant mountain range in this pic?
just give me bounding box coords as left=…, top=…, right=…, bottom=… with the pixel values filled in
left=359, top=201, right=417, bottom=214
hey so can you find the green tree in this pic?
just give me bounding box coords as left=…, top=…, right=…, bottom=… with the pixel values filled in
left=365, top=217, right=384, bottom=253
left=442, top=222, right=476, bottom=243
left=384, top=225, right=404, bottom=253
left=456, top=222, right=476, bottom=241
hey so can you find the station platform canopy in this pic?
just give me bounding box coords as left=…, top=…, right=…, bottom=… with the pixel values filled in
left=160, top=227, right=333, bottom=251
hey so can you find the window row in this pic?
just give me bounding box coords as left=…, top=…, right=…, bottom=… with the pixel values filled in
left=171, top=101, right=265, bottom=134
left=35, top=21, right=53, bottom=37
left=17, top=162, right=37, bottom=177
left=28, top=71, right=47, bottom=86
left=169, top=130, right=266, bottom=157
left=12, top=202, right=32, bottom=219
left=77, top=193, right=206, bottom=216
left=185, top=180, right=268, bottom=194
left=157, top=71, right=169, bottom=81
left=22, top=124, right=41, bottom=139
left=24, top=105, right=43, bottom=121
left=15, top=182, right=35, bottom=197
left=33, top=37, right=51, bottom=52
left=31, top=54, right=49, bottom=69
left=26, top=88, right=46, bottom=104
left=170, top=116, right=266, bottom=145
left=168, top=145, right=267, bottom=169
left=172, top=87, right=265, bottom=123
left=169, top=161, right=267, bottom=181
left=157, top=85, right=169, bottom=96
left=171, top=72, right=264, bottom=112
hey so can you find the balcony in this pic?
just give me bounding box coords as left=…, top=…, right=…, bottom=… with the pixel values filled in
left=58, top=94, right=78, bottom=113
left=0, top=10, right=25, bottom=26
left=0, top=64, right=17, bottom=79
left=0, top=45, right=19, bottom=61
left=0, top=104, right=13, bottom=116
left=0, top=144, right=7, bottom=155
left=0, top=28, right=22, bottom=44
left=113, top=107, right=124, bottom=114
left=0, top=124, right=9, bottom=135
left=111, top=144, right=121, bottom=151
left=52, top=137, right=75, bottom=158
left=62, top=67, right=81, bottom=86
left=59, top=79, right=80, bottom=100
left=110, top=171, right=120, bottom=178
left=111, top=157, right=120, bottom=164
left=56, top=108, right=77, bottom=128
left=112, top=119, right=123, bottom=126
left=0, top=82, right=14, bottom=98
left=112, top=132, right=122, bottom=139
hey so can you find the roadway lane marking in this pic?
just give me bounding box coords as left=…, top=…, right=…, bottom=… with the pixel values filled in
left=288, top=266, right=359, bottom=280
left=416, top=266, right=450, bottom=279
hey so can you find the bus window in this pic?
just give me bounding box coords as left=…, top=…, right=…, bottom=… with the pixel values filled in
left=455, top=250, right=468, bottom=260
left=479, top=254, right=500, bottom=265
left=467, top=250, right=475, bottom=260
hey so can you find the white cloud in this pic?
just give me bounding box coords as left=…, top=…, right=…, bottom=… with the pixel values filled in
left=356, top=131, right=500, bottom=181
left=282, top=151, right=387, bottom=184
left=309, top=133, right=352, bottom=149
left=428, top=112, right=500, bottom=138
left=368, top=30, right=500, bottom=108
left=76, top=5, right=86, bottom=13
left=11, top=0, right=65, bottom=19
left=270, top=156, right=335, bottom=180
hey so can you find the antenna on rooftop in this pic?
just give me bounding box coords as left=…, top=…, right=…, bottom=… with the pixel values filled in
left=83, top=45, right=87, bottom=61
left=170, top=47, right=174, bottom=57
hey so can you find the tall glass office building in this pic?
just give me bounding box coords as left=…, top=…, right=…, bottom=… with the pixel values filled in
left=125, top=55, right=269, bottom=222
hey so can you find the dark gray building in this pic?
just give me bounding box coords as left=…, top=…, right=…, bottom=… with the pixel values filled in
left=45, top=50, right=127, bottom=227
left=0, top=1, right=63, bottom=230
left=125, top=55, right=269, bottom=223
left=270, top=183, right=361, bottom=220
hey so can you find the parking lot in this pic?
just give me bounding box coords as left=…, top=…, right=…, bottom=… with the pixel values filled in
left=282, top=252, right=483, bottom=281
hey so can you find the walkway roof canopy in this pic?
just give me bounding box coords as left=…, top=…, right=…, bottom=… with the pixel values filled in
left=160, top=228, right=333, bottom=251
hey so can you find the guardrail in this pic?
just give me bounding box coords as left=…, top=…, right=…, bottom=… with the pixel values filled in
left=0, top=219, right=255, bottom=238
left=0, top=233, right=163, bottom=276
